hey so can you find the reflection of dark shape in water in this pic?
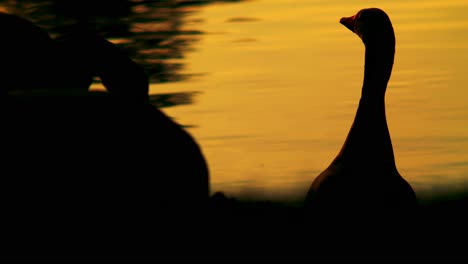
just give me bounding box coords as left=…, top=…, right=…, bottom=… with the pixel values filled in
left=0, top=0, right=248, bottom=86
left=304, top=8, right=417, bottom=212
left=149, top=91, right=200, bottom=109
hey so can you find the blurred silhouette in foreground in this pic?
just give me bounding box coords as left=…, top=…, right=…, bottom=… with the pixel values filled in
left=3, top=13, right=150, bottom=102
left=1, top=11, right=209, bottom=258
left=2, top=7, right=467, bottom=262
left=304, top=8, right=418, bottom=213
left=0, top=12, right=57, bottom=95
left=54, top=28, right=150, bottom=103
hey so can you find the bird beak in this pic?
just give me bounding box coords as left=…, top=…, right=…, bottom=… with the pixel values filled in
left=340, top=15, right=356, bottom=33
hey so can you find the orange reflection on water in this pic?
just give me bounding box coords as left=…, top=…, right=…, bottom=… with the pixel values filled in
left=151, top=0, right=468, bottom=203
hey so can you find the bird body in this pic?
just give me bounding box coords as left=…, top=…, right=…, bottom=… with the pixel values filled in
left=305, top=8, right=417, bottom=212
left=1, top=12, right=210, bottom=256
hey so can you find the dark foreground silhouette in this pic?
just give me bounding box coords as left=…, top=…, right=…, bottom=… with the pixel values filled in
left=3, top=92, right=210, bottom=258
left=1, top=11, right=210, bottom=259
left=304, top=8, right=417, bottom=212
left=0, top=9, right=467, bottom=262
left=54, top=28, right=150, bottom=103
left=0, top=12, right=58, bottom=95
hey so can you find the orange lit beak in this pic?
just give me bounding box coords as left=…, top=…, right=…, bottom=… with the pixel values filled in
left=340, top=15, right=356, bottom=33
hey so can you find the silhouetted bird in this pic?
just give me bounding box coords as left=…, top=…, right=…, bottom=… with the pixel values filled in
left=54, top=29, right=150, bottom=103
left=304, top=8, right=417, bottom=213
left=1, top=12, right=210, bottom=258
left=0, top=12, right=58, bottom=96
left=0, top=11, right=148, bottom=102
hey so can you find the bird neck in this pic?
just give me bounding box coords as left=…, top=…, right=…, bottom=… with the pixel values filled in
left=333, top=42, right=396, bottom=170
left=362, top=44, right=394, bottom=98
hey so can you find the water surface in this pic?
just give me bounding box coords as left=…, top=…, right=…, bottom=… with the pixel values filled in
left=3, top=0, right=468, bottom=204
left=153, top=0, right=468, bottom=203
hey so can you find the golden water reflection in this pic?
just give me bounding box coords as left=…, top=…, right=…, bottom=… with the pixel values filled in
left=3, top=0, right=467, bottom=204
left=153, top=0, right=468, bottom=203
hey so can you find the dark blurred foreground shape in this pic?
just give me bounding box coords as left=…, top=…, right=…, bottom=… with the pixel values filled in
left=0, top=6, right=467, bottom=262
left=3, top=93, right=210, bottom=258
left=0, top=11, right=210, bottom=259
